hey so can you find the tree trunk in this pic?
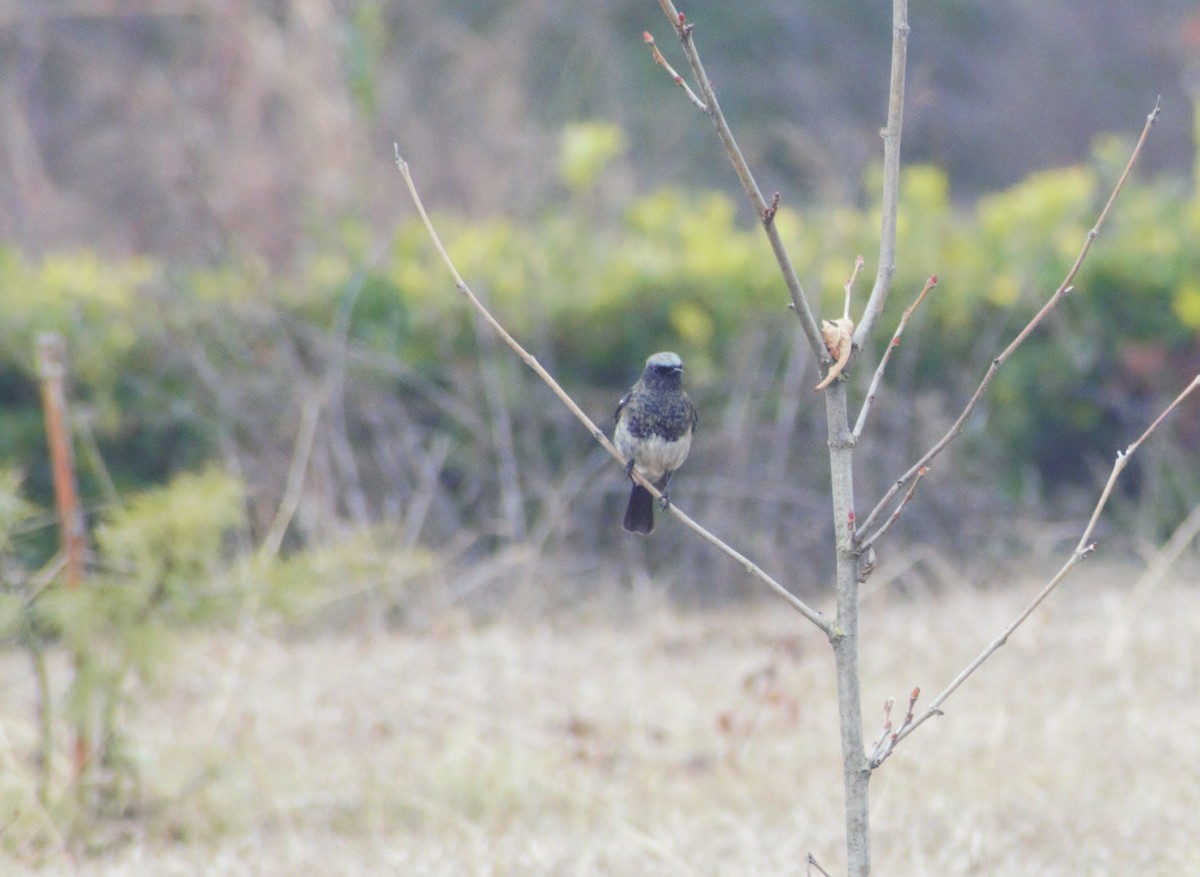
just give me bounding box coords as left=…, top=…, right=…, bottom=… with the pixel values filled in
left=824, top=380, right=871, bottom=877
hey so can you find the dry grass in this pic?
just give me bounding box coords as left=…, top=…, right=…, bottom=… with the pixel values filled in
left=3, top=562, right=1200, bottom=876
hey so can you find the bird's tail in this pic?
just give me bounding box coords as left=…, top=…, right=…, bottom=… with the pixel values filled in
left=623, top=483, right=655, bottom=535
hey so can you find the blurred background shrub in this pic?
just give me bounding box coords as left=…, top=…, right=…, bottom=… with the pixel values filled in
left=0, top=0, right=1197, bottom=605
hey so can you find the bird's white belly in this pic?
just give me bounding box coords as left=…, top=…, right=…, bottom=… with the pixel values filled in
left=615, top=421, right=693, bottom=482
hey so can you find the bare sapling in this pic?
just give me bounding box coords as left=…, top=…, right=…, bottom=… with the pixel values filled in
left=395, top=2, right=1198, bottom=874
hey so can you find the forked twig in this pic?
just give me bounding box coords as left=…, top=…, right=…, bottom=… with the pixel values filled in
left=886, top=375, right=1200, bottom=754
left=394, top=147, right=831, bottom=635
left=858, top=96, right=1164, bottom=541
left=868, top=687, right=919, bottom=767
left=807, top=853, right=833, bottom=877
left=642, top=31, right=706, bottom=110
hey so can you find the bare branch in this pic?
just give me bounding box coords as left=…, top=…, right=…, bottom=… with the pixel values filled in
left=395, top=147, right=831, bottom=636
left=853, top=0, right=910, bottom=348
left=858, top=96, right=1164, bottom=541
left=258, top=395, right=321, bottom=562
left=1106, top=499, right=1200, bottom=659
left=652, top=0, right=825, bottom=361
left=867, top=697, right=894, bottom=764
left=853, top=274, right=936, bottom=440
left=860, top=466, right=927, bottom=551
left=844, top=255, right=866, bottom=320
left=642, top=32, right=707, bottom=110
left=868, top=686, right=920, bottom=767
left=887, top=375, right=1200, bottom=754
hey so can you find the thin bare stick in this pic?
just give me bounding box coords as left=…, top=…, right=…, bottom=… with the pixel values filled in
left=1106, top=499, right=1200, bottom=659
left=653, top=0, right=825, bottom=361
left=853, top=0, right=910, bottom=349
left=395, top=148, right=831, bottom=636
left=859, top=96, right=1163, bottom=541
left=887, top=375, right=1200, bottom=754
left=258, top=394, right=321, bottom=561
left=867, top=697, right=895, bottom=764
left=869, top=687, right=919, bottom=767
left=473, top=296, right=528, bottom=542
left=860, top=466, right=927, bottom=551
left=401, top=435, right=452, bottom=550
left=844, top=255, right=865, bottom=320
left=642, top=32, right=706, bottom=110
left=853, top=275, right=936, bottom=440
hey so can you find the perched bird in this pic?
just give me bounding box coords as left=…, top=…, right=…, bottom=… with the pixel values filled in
left=613, top=351, right=698, bottom=534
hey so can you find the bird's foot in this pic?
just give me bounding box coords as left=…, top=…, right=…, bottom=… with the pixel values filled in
left=658, top=491, right=671, bottom=511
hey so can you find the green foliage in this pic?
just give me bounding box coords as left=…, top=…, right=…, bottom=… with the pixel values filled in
left=36, top=469, right=244, bottom=730
left=259, top=528, right=438, bottom=628
left=0, top=126, right=1196, bottom=517
left=92, top=468, right=246, bottom=625
left=0, top=468, right=246, bottom=833
left=558, top=121, right=628, bottom=193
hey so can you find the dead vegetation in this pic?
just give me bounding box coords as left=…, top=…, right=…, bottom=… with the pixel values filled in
left=4, top=564, right=1198, bottom=876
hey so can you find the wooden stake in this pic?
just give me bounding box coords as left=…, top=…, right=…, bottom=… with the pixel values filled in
left=37, top=333, right=85, bottom=588
left=36, top=332, right=90, bottom=785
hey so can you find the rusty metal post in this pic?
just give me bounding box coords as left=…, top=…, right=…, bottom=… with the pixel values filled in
left=36, top=332, right=90, bottom=785
left=37, top=333, right=86, bottom=588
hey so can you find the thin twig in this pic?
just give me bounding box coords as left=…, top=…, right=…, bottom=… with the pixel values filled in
left=867, top=697, right=895, bottom=764
left=853, top=274, right=936, bottom=440
left=869, top=687, right=919, bottom=767
left=473, top=291, right=528, bottom=542
left=844, top=255, right=865, bottom=320
left=807, top=854, right=833, bottom=877
left=853, top=0, right=910, bottom=349
left=858, top=96, right=1164, bottom=541
left=860, top=466, right=927, bottom=551
left=887, top=375, right=1200, bottom=754
left=395, top=148, right=831, bottom=636
left=1105, top=498, right=1200, bottom=659
left=258, top=394, right=322, bottom=561
left=642, top=31, right=706, bottom=110
left=653, top=0, right=825, bottom=361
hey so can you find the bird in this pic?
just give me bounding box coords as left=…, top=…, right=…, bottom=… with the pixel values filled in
left=613, top=351, right=698, bottom=534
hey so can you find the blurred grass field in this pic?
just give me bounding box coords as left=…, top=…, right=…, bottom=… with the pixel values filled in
left=3, top=560, right=1200, bottom=876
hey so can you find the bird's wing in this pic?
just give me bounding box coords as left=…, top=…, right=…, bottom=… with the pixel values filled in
left=615, top=391, right=631, bottom=424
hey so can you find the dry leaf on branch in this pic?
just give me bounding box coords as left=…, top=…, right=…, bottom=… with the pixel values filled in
left=815, top=317, right=855, bottom=390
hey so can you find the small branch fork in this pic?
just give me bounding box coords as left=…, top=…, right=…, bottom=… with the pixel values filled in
left=394, top=147, right=831, bottom=636
left=880, top=375, right=1200, bottom=761
left=868, top=687, right=920, bottom=767
left=857, top=95, right=1164, bottom=543
left=642, top=32, right=706, bottom=110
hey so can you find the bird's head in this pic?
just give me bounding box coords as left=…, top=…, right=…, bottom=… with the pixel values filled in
left=645, top=351, right=683, bottom=376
